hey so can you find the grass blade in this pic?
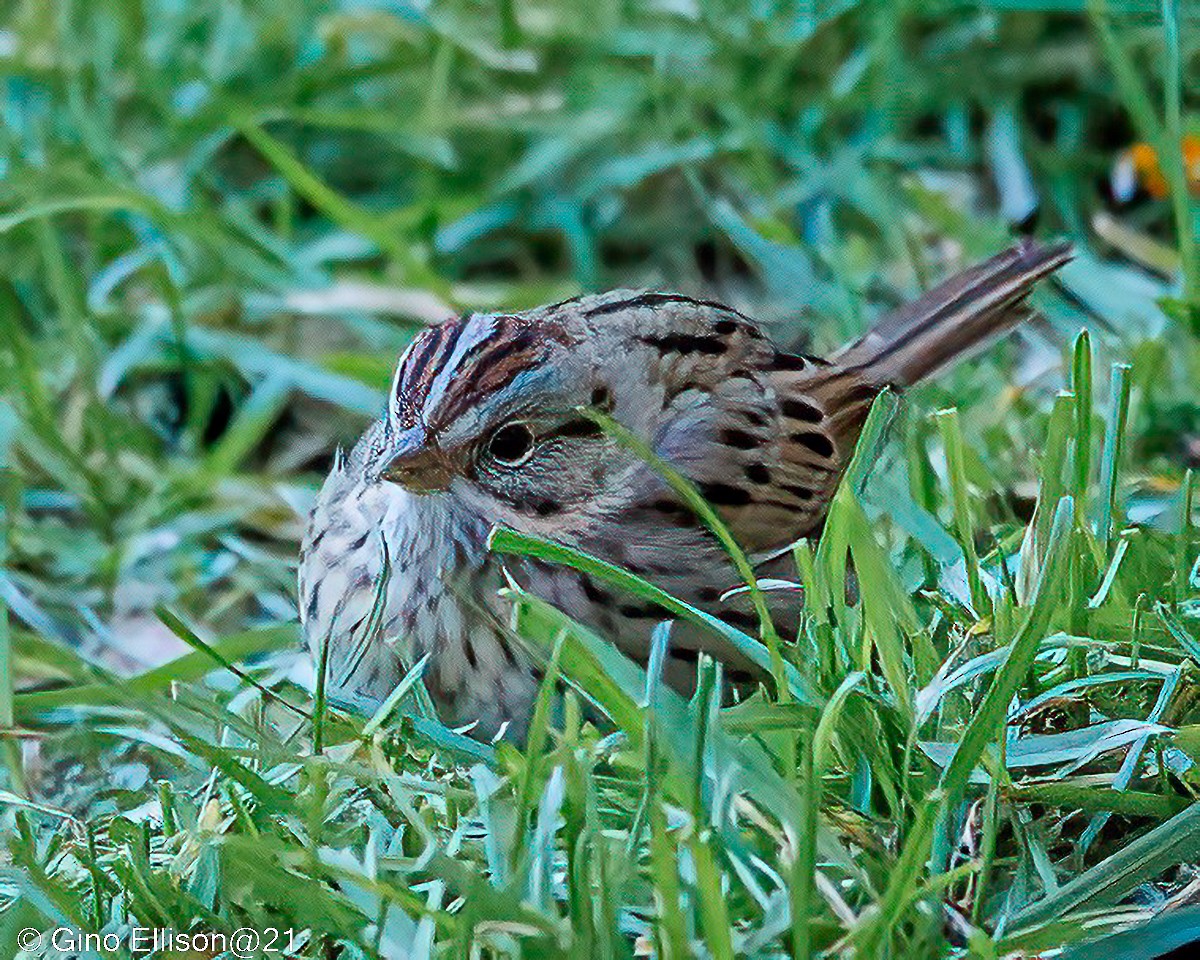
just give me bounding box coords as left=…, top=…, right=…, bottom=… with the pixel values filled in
left=1097, top=363, right=1132, bottom=554
left=581, top=408, right=790, bottom=699
left=1009, top=802, right=1200, bottom=932
left=1071, top=330, right=1093, bottom=518
left=936, top=407, right=988, bottom=615
left=939, top=497, right=1073, bottom=803
left=488, top=526, right=819, bottom=704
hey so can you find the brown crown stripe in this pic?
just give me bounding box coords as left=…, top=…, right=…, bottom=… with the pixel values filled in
left=409, top=319, right=463, bottom=389
left=394, top=319, right=466, bottom=424
left=389, top=313, right=564, bottom=430
left=429, top=320, right=565, bottom=428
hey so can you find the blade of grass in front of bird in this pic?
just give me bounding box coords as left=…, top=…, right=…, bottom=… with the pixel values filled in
left=528, top=766, right=565, bottom=912
left=841, top=492, right=916, bottom=722
left=506, top=587, right=856, bottom=871
left=510, top=627, right=568, bottom=874
left=361, top=652, right=433, bottom=738
left=559, top=724, right=603, bottom=960
left=792, top=537, right=825, bottom=613
left=627, top=621, right=671, bottom=857
left=814, top=492, right=852, bottom=657
left=580, top=407, right=789, bottom=699
left=532, top=574, right=689, bottom=957
left=845, top=389, right=900, bottom=496
left=489, top=526, right=819, bottom=704
left=506, top=590, right=646, bottom=745
left=155, top=607, right=311, bottom=723
left=327, top=539, right=400, bottom=701
left=522, top=625, right=567, bottom=762
left=312, top=623, right=333, bottom=756
left=792, top=538, right=839, bottom=686
left=819, top=390, right=903, bottom=686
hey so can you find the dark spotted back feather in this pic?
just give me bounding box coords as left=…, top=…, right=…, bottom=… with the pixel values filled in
left=644, top=239, right=1073, bottom=556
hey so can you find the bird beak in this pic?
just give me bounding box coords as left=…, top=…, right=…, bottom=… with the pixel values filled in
left=379, top=428, right=453, bottom=493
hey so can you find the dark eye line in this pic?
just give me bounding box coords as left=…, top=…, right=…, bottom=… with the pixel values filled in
left=543, top=417, right=605, bottom=441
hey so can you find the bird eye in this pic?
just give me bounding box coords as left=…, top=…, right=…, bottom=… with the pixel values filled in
left=487, top=422, right=535, bottom=466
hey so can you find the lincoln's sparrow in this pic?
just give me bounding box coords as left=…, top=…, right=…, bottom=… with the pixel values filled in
left=299, top=239, right=1071, bottom=740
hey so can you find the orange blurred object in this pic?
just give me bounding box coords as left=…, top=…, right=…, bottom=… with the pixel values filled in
left=1112, top=134, right=1200, bottom=201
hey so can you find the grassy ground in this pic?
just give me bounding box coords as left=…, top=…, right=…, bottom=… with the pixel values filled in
left=2, top=0, right=1200, bottom=957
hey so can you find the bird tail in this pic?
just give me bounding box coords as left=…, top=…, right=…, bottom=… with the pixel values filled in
left=833, top=238, right=1073, bottom=388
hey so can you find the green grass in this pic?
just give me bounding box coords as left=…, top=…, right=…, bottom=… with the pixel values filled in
left=2, top=0, right=1200, bottom=957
